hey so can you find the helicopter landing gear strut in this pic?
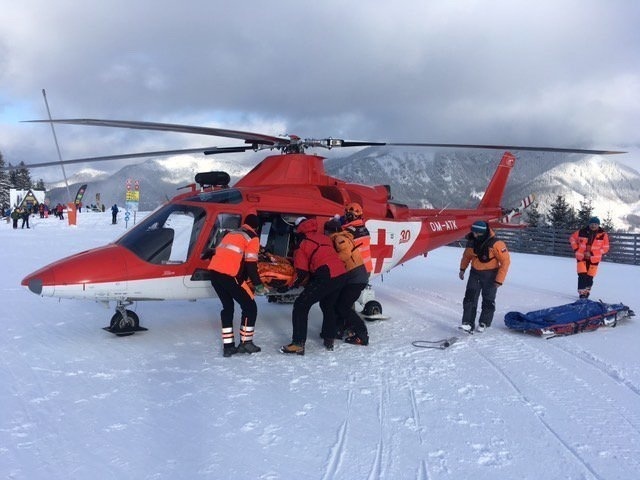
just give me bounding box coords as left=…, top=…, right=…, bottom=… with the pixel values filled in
left=103, top=301, right=148, bottom=336
left=358, top=285, right=390, bottom=321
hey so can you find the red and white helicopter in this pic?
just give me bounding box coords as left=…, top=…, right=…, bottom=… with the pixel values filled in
left=17, top=119, right=622, bottom=334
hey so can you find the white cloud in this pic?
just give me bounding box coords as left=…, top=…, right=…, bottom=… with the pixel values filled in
left=1, top=0, right=639, bottom=179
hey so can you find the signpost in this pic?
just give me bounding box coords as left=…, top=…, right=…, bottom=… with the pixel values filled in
left=125, top=179, right=140, bottom=227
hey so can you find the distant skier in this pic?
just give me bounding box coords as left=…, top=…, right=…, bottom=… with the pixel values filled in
left=111, top=204, right=119, bottom=224
left=458, top=221, right=511, bottom=333
left=569, top=217, right=610, bottom=299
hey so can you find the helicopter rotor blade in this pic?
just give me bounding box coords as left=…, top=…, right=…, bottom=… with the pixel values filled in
left=4, top=146, right=245, bottom=170
left=386, top=142, right=626, bottom=155
left=203, top=146, right=257, bottom=155
left=334, top=141, right=387, bottom=148
left=18, top=119, right=626, bottom=170
left=24, top=118, right=287, bottom=146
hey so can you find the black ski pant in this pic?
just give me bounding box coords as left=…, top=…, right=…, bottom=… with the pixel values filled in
left=210, top=271, right=257, bottom=331
left=335, top=282, right=368, bottom=338
left=291, top=271, right=345, bottom=344
left=577, top=272, right=595, bottom=291
left=462, top=268, right=498, bottom=328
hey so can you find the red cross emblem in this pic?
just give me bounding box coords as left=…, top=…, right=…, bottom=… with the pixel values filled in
left=371, top=228, right=394, bottom=274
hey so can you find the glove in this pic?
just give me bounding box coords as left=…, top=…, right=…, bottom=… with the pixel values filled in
left=200, top=248, right=215, bottom=260
left=254, top=284, right=268, bottom=296
left=494, top=281, right=502, bottom=287
left=458, top=270, right=465, bottom=280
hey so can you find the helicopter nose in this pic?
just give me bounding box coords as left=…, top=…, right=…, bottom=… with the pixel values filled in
left=22, top=269, right=54, bottom=295
left=27, top=277, right=44, bottom=295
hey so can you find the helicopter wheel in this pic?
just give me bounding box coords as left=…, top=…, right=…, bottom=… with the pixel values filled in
left=362, top=300, right=383, bottom=318
left=108, top=310, right=141, bottom=336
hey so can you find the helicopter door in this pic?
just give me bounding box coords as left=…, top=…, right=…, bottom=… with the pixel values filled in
left=204, top=213, right=243, bottom=252
left=185, top=212, right=242, bottom=290
left=260, top=215, right=296, bottom=258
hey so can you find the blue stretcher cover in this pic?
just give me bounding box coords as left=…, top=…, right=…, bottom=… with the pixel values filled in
left=504, top=299, right=632, bottom=336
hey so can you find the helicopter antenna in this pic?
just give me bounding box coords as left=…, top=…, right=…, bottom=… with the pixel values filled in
left=437, top=202, right=451, bottom=215
left=41, top=89, right=72, bottom=202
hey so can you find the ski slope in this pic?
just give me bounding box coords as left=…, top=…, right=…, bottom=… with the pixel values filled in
left=1, top=212, right=639, bottom=479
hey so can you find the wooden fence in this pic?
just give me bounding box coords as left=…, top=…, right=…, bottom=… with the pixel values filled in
left=492, top=227, right=640, bottom=266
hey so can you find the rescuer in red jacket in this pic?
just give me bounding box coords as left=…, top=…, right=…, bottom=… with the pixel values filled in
left=208, top=214, right=266, bottom=357
left=569, top=217, right=610, bottom=299
left=280, top=217, right=346, bottom=355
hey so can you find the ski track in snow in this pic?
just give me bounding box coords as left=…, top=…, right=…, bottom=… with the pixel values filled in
left=476, top=345, right=605, bottom=480
left=2, top=217, right=640, bottom=479
left=321, top=374, right=353, bottom=480
left=549, top=339, right=640, bottom=400
left=378, top=281, right=640, bottom=479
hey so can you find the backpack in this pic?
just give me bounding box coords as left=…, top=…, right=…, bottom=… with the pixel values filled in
left=331, top=231, right=364, bottom=271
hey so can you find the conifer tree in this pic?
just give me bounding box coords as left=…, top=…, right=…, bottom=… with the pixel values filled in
left=575, top=199, right=594, bottom=228
left=601, top=212, right=615, bottom=232
left=11, top=161, right=32, bottom=190
left=524, top=202, right=544, bottom=227
left=546, top=194, right=576, bottom=229
left=0, top=151, right=10, bottom=207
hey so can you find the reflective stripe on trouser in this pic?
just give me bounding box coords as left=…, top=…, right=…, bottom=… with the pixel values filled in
left=240, top=325, right=255, bottom=342
left=210, top=271, right=258, bottom=342
left=221, top=327, right=234, bottom=345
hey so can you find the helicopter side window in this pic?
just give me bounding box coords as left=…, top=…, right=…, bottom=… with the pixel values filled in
left=186, top=188, right=243, bottom=204
left=117, top=204, right=206, bottom=264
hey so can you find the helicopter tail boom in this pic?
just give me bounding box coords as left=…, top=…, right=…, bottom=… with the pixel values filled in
left=477, top=152, right=516, bottom=209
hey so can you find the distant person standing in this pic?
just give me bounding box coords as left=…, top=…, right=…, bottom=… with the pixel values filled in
left=569, top=217, right=610, bottom=299
left=20, top=208, right=30, bottom=229
left=458, top=221, right=510, bottom=333
left=11, top=208, right=20, bottom=229
left=111, top=204, right=119, bottom=224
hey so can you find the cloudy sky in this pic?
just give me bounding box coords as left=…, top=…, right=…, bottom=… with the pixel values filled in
left=1, top=0, right=639, bottom=181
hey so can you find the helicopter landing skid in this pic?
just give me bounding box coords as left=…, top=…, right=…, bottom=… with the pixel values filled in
left=103, top=301, right=147, bottom=336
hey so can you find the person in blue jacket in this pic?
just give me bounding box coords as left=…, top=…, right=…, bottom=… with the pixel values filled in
left=111, top=204, right=119, bottom=224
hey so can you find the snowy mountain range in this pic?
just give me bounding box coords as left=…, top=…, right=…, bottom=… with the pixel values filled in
left=43, top=149, right=640, bottom=231
left=325, top=148, right=640, bottom=231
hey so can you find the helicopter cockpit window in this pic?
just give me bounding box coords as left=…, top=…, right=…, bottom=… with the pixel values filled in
left=117, top=204, right=206, bottom=264
left=185, top=188, right=243, bottom=204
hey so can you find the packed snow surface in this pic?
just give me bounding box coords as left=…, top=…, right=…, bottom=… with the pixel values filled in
left=1, top=212, right=639, bottom=479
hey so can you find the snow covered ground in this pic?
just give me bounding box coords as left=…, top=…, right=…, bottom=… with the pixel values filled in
left=1, top=212, right=639, bottom=480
